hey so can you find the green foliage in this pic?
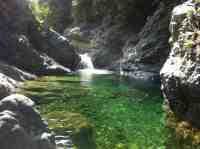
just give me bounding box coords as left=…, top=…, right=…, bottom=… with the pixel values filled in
left=186, top=9, right=195, bottom=18
left=30, top=1, right=51, bottom=25
left=165, top=108, right=200, bottom=149
left=193, top=0, right=200, bottom=3
left=184, top=39, right=195, bottom=48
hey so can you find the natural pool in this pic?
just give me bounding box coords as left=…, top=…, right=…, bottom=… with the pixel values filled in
left=19, top=71, right=169, bottom=149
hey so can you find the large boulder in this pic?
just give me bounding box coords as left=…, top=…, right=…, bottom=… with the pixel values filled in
left=0, top=74, right=19, bottom=99
left=0, top=61, right=38, bottom=100
left=3, top=34, right=71, bottom=75
left=43, top=29, right=81, bottom=70
left=38, top=54, right=71, bottom=75
left=0, top=61, right=36, bottom=82
left=161, top=0, right=200, bottom=126
left=0, top=94, right=55, bottom=149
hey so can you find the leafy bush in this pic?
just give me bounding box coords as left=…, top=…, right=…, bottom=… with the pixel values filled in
left=30, top=1, right=51, bottom=26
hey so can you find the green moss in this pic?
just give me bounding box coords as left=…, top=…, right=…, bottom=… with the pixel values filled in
left=165, top=105, right=200, bottom=149
left=183, top=39, right=195, bottom=48
left=43, top=111, right=95, bottom=149
left=43, top=111, right=91, bottom=134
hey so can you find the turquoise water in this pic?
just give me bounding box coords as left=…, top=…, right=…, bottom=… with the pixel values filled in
left=20, top=72, right=168, bottom=149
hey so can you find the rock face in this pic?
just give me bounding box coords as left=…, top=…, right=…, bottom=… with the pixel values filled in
left=0, top=61, right=37, bottom=101
left=161, top=0, right=200, bottom=127
left=43, top=29, right=81, bottom=70
left=92, top=24, right=126, bottom=69
left=71, top=0, right=180, bottom=82
left=0, top=94, right=55, bottom=149
left=0, top=61, right=36, bottom=82
left=83, top=0, right=179, bottom=81
left=0, top=74, right=18, bottom=99
left=122, top=1, right=173, bottom=70
left=0, top=0, right=79, bottom=76
left=119, top=1, right=172, bottom=81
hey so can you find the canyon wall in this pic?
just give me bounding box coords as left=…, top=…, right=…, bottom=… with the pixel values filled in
left=161, top=0, right=200, bottom=147
left=67, top=0, right=182, bottom=82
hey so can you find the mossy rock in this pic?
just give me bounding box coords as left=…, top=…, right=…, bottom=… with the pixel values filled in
left=165, top=107, right=200, bottom=149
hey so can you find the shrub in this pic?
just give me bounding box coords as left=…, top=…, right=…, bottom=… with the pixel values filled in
left=30, top=0, right=51, bottom=26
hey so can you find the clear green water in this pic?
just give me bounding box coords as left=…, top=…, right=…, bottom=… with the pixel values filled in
left=20, top=73, right=168, bottom=149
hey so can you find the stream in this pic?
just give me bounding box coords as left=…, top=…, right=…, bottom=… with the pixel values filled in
left=19, top=54, right=169, bottom=149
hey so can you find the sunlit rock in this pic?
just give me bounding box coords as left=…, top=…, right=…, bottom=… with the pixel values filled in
left=0, top=94, right=56, bottom=149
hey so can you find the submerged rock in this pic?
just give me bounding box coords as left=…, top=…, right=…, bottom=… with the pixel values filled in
left=44, top=111, right=96, bottom=149
left=0, top=94, right=56, bottom=149
left=161, top=0, right=200, bottom=127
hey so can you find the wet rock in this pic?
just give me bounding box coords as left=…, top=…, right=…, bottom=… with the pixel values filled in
left=0, top=73, right=19, bottom=99
left=55, top=135, right=73, bottom=149
left=160, top=0, right=200, bottom=126
left=121, top=63, right=161, bottom=83
left=0, top=94, right=56, bottom=149
left=0, top=61, right=36, bottom=81
left=39, top=54, right=71, bottom=75
left=0, top=61, right=36, bottom=100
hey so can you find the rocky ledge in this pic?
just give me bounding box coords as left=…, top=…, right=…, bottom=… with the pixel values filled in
left=160, top=0, right=200, bottom=147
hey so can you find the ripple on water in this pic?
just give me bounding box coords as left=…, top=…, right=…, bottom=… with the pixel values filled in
left=55, top=135, right=73, bottom=149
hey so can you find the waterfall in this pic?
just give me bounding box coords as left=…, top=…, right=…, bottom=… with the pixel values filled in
left=78, top=53, right=113, bottom=85
left=119, top=58, right=124, bottom=75
left=79, top=53, right=94, bottom=69
left=78, top=53, right=112, bottom=82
